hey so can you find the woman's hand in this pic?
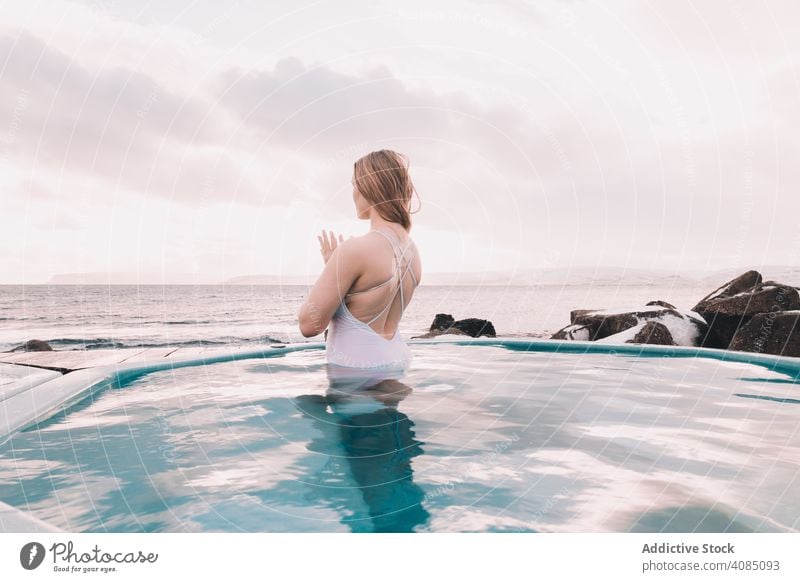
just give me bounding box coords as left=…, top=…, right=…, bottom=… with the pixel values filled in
left=318, top=229, right=344, bottom=264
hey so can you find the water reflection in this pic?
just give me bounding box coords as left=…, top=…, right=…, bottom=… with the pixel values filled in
left=295, top=364, right=430, bottom=532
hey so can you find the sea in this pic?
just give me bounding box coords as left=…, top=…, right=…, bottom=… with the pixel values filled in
left=0, top=283, right=719, bottom=351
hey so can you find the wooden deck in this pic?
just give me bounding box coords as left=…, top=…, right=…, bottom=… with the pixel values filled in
left=0, top=345, right=285, bottom=374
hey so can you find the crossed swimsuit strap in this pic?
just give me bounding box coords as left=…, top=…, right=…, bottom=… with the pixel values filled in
left=364, top=229, right=416, bottom=326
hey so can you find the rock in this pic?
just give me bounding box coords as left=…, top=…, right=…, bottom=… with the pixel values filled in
left=451, top=318, right=496, bottom=338
left=429, top=313, right=455, bottom=332
left=694, top=314, right=748, bottom=349
left=645, top=300, right=677, bottom=310
left=571, top=310, right=639, bottom=339
left=728, top=311, right=800, bottom=357
left=10, top=339, right=54, bottom=352
left=551, top=305, right=707, bottom=346
left=693, top=270, right=762, bottom=312
left=698, top=280, right=798, bottom=316
left=624, top=321, right=676, bottom=346
left=691, top=270, right=800, bottom=349
left=568, top=306, right=699, bottom=340
left=551, top=323, right=592, bottom=341
left=549, top=270, right=800, bottom=355
left=692, top=271, right=762, bottom=350
left=420, top=315, right=497, bottom=338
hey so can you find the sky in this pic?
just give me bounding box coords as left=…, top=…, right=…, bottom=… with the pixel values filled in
left=1, top=0, right=799, bottom=284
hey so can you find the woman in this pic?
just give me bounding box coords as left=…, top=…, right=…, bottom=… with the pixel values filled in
left=297, top=150, right=422, bottom=374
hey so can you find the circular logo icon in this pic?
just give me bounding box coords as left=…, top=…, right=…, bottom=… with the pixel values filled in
left=20, top=542, right=46, bottom=570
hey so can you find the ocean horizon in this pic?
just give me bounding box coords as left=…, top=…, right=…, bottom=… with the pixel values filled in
left=0, top=281, right=738, bottom=351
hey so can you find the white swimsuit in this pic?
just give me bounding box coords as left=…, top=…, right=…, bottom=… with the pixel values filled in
left=326, top=227, right=418, bottom=377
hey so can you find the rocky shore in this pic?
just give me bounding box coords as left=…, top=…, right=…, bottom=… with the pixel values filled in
left=550, top=269, right=800, bottom=357
left=418, top=270, right=799, bottom=358
left=7, top=270, right=799, bottom=359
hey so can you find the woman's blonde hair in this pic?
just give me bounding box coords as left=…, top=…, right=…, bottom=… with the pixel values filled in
left=353, top=149, right=419, bottom=231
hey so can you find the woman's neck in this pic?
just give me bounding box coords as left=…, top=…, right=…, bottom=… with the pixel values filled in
left=369, top=216, right=408, bottom=236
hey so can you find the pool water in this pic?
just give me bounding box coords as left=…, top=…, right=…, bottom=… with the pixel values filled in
left=0, top=344, right=798, bottom=533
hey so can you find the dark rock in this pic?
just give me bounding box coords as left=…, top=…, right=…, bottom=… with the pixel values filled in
left=696, top=282, right=798, bottom=316
left=422, top=315, right=496, bottom=338
left=429, top=313, right=455, bottom=332
left=550, top=323, right=593, bottom=341
left=728, top=311, right=800, bottom=357
left=694, top=270, right=762, bottom=313
left=549, top=270, right=799, bottom=354
left=645, top=300, right=676, bottom=310
left=570, top=307, right=689, bottom=341
left=694, top=313, right=749, bottom=349
left=691, top=270, right=800, bottom=348
left=10, top=339, right=54, bottom=352
left=625, top=321, right=676, bottom=346
left=551, top=305, right=708, bottom=346
left=571, top=311, right=639, bottom=340
left=450, top=318, right=496, bottom=338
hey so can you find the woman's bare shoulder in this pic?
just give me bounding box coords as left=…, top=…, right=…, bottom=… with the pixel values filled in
left=347, top=230, right=393, bottom=249
left=333, top=232, right=378, bottom=265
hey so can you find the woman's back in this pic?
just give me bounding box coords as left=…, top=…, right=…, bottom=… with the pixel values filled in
left=326, top=226, right=421, bottom=370
left=345, top=227, right=420, bottom=337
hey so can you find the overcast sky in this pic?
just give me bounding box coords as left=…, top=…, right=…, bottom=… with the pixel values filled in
left=1, top=0, right=799, bottom=284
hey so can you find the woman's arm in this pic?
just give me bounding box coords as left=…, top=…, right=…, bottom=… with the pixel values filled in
left=297, top=239, right=361, bottom=338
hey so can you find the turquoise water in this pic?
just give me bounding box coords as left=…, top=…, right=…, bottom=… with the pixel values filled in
left=0, top=343, right=798, bottom=532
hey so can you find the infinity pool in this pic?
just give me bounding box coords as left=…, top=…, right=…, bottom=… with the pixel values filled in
left=1, top=343, right=798, bottom=532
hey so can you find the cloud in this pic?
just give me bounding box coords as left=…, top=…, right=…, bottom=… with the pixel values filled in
left=212, top=54, right=626, bottom=227
left=216, top=57, right=454, bottom=150
left=0, top=30, right=261, bottom=204
left=212, top=49, right=800, bottom=266
left=2, top=0, right=799, bottom=282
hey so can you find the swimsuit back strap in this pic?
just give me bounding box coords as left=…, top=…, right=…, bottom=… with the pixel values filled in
left=345, top=229, right=403, bottom=298
left=364, top=228, right=415, bottom=325
left=398, top=251, right=416, bottom=311
left=373, top=228, right=415, bottom=265
left=391, top=233, right=416, bottom=312
left=345, top=275, right=394, bottom=297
